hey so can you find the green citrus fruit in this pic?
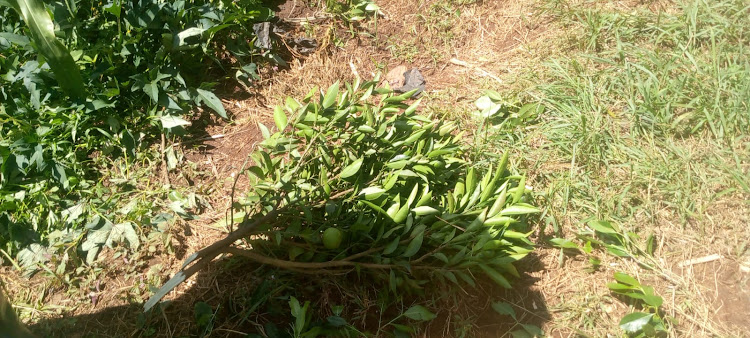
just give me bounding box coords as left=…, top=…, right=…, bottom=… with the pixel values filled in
left=322, top=228, right=343, bottom=249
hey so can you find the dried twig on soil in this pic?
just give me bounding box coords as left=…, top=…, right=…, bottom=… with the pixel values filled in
left=450, top=58, right=503, bottom=84
left=678, top=254, right=723, bottom=267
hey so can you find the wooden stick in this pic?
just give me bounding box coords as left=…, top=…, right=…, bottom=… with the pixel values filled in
left=678, top=254, right=723, bottom=267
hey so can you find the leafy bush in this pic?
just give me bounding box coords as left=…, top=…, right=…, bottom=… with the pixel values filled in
left=147, top=78, right=538, bottom=334
left=0, top=0, right=275, bottom=265
left=236, top=79, right=538, bottom=289
left=608, top=272, right=671, bottom=337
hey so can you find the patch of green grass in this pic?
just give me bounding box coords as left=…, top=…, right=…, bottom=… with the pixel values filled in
left=480, top=0, right=749, bottom=335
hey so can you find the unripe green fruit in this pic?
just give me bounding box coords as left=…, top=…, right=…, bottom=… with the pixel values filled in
left=322, top=228, right=343, bottom=249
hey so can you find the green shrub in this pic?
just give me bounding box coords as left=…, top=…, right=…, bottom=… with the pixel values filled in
left=235, top=78, right=538, bottom=294
left=0, top=0, right=275, bottom=265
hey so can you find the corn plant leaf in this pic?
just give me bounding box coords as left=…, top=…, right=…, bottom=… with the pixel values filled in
left=5, top=0, right=86, bottom=98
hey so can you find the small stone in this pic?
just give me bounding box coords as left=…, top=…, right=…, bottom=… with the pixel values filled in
left=384, top=65, right=407, bottom=89
left=394, top=68, right=425, bottom=96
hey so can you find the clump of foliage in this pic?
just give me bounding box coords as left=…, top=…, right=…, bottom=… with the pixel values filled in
left=608, top=272, right=671, bottom=337
left=0, top=0, right=276, bottom=267
left=146, top=78, right=539, bottom=334
left=237, top=78, right=537, bottom=288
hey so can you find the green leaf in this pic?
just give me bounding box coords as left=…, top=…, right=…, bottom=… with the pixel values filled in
left=103, top=1, right=121, bottom=17
left=500, top=205, right=540, bottom=215
left=143, top=82, right=159, bottom=103
left=479, top=264, right=511, bottom=288
left=588, top=220, right=618, bottom=234
left=160, top=115, right=191, bottom=129
left=6, top=0, right=86, bottom=98
left=175, top=27, right=205, bottom=47
left=258, top=122, right=271, bottom=140
left=110, top=222, right=140, bottom=250
left=607, top=282, right=637, bottom=292
left=52, top=162, right=68, bottom=188
left=382, top=236, right=400, bottom=255
left=520, top=324, right=544, bottom=337
left=340, top=158, right=363, bottom=178
left=273, top=105, right=288, bottom=131
left=549, top=238, right=578, bottom=249
left=643, top=294, right=663, bottom=308
left=613, top=272, right=640, bottom=287
left=619, top=312, right=654, bottom=333
left=402, top=305, right=436, bottom=321
left=322, top=81, right=339, bottom=109
left=197, top=89, right=227, bottom=118
left=359, top=186, right=385, bottom=200
left=194, top=302, right=214, bottom=327
left=412, top=206, right=439, bottom=216
left=327, top=316, right=347, bottom=327
left=0, top=32, right=29, bottom=46
left=17, top=243, right=47, bottom=270
left=491, top=302, right=516, bottom=320
left=402, top=230, right=424, bottom=257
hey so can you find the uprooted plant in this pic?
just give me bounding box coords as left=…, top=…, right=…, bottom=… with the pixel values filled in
left=145, top=78, right=539, bottom=332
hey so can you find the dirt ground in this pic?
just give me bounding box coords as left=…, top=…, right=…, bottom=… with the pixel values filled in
left=4, top=0, right=749, bottom=336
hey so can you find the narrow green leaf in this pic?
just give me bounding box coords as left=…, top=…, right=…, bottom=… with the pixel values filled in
left=340, top=158, right=363, bottom=178
left=479, top=264, right=511, bottom=288
left=607, top=282, right=636, bottom=292
left=8, top=0, right=86, bottom=98
left=412, top=206, right=439, bottom=216
left=402, top=305, right=436, bottom=321
left=322, top=81, right=339, bottom=109
left=499, top=205, right=540, bottom=216
left=382, top=236, right=400, bottom=255
left=513, top=176, right=526, bottom=203
left=402, top=231, right=424, bottom=257
left=548, top=238, right=578, bottom=249
left=359, top=186, right=385, bottom=200
left=491, top=302, right=516, bottom=320
left=588, top=220, right=618, bottom=234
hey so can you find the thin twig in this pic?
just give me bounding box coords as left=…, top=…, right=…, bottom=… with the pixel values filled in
left=160, top=134, right=170, bottom=185
left=225, top=247, right=441, bottom=271
left=449, top=58, right=503, bottom=84
left=678, top=254, right=723, bottom=267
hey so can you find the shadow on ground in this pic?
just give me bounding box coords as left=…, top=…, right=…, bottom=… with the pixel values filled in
left=28, top=252, right=551, bottom=337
